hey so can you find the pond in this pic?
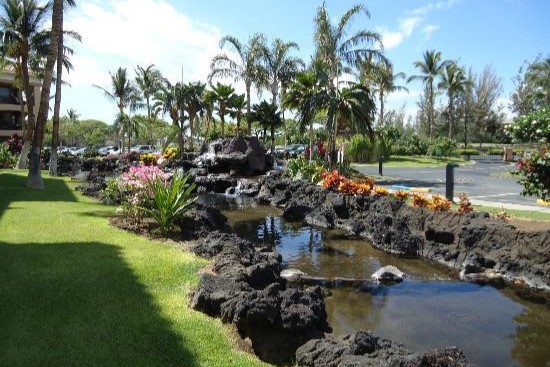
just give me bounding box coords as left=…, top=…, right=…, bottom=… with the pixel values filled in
left=215, top=196, right=550, bottom=367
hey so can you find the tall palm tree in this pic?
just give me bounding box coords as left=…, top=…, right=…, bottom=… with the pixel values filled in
left=251, top=101, right=282, bottom=158
left=49, top=0, right=79, bottom=176
left=260, top=38, right=304, bottom=106
left=153, top=81, right=181, bottom=150
left=93, top=67, right=139, bottom=151
left=407, top=49, right=446, bottom=140
left=210, top=82, right=235, bottom=138
left=27, top=0, right=62, bottom=188
left=438, top=61, right=469, bottom=139
left=228, top=93, right=246, bottom=134
left=135, top=64, right=163, bottom=143
left=313, top=3, right=385, bottom=89
left=209, top=33, right=265, bottom=134
left=0, top=0, right=51, bottom=169
left=181, top=81, right=205, bottom=151
left=359, top=59, right=408, bottom=126
left=201, top=89, right=215, bottom=138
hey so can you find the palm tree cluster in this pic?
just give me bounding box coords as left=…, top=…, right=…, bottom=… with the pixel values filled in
left=0, top=0, right=80, bottom=186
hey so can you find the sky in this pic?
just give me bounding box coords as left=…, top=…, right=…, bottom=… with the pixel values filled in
left=60, top=0, right=550, bottom=125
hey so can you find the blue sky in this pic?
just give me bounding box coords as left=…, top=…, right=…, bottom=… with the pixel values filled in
left=61, top=0, right=549, bottom=124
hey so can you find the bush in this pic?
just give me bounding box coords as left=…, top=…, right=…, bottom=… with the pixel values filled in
left=83, top=148, right=100, bottom=158
left=486, top=148, right=504, bottom=155
left=512, top=147, right=550, bottom=200
left=392, top=135, right=428, bottom=156
left=121, top=151, right=140, bottom=162
left=456, top=148, right=480, bottom=156
left=141, top=173, right=196, bottom=233
left=427, top=137, right=457, bottom=157
left=506, top=106, right=549, bottom=143
left=286, top=157, right=325, bottom=183
left=163, top=147, right=178, bottom=160
left=346, top=134, right=376, bottom=162
left=140, top=153, right=157, bottom=166
left=6, top=133, right=23, bottom=155
left=0, top=143, right=17, bottom=168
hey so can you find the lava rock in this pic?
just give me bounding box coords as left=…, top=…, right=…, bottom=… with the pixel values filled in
left=371, top=265, right=405, bottom=284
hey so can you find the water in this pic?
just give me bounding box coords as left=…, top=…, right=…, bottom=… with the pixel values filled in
left=219, top=198, right=550, bottom=367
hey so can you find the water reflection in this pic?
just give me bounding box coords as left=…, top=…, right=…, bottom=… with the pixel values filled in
left=222, top=201, right=550, bottom=367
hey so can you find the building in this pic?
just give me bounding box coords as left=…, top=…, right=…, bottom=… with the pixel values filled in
left=0, top=69, right=41, bottom=142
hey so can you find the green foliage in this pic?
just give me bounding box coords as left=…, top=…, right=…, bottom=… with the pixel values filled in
left=512, top=147, right=550, bottom=201
left=486, top=148, right=504, bottom=155
left=346, top=134, right=376, bottom=163
left=0, top=143, right=17, bottom=168
left=83, top=148, right=100, bottom=158
left=506, top=106, right=550, bottom=143
left=141, top=174, right=197, bottom=232
left=392, top=134, right=429, bottom=156
left=427, top=137, right=457, bottom=157
left=376, top=125, right=401, bottom=157
left=99, top=178, right=122, bottom=204
left=456, top=148, right=480, bottom=156
left=286, top=157, right=325, bottom=183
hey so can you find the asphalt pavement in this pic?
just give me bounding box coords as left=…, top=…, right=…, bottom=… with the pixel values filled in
left=353, top=161, right=550, bottom=212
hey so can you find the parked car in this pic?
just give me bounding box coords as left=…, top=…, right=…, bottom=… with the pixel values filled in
left=286, top=144, right=306, bottom=158
left=73, top=147, right=86, bottom=156
left=98, top=146, right=118, bottom=156
left=130, top=145, right=156, bottom=154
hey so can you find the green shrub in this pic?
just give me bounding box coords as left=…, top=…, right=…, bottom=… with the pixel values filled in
left=506, top=107, right=549, bottom=143
left=512, top=147, right=550, bottom=200
left=83, top=148, right=100, bottom=158
left=486, top=148, right=504, bottom=155
left=141, top=173, right=197, bottom=233
left=286, top=157, right=325, bottom=183
left=427, top=137, right=457, bottom=157
left=392, top=135, right=428, bottom=156
left=99, top=178, right=122, bottom=204
left=456, top=148, right=480, bottom=156
left=0, top=143, right=17, bottom=168
left=346, top=134, right=376, bottom=162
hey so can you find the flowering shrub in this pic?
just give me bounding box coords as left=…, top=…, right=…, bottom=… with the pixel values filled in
left=512, top=146, right=550, bottom=200
left=395, top=190, right=409, bottom=201
left=287, top=157, right=325, bottom=183
left=118, top=165, right=168, bottom=192
left=430, top=194, right=452, bottom=212
left=140, top=153, right=157, bottom=166
left=6, top=133, right=23, bottom=155
left=163, top=147, right=178, bottom=160
left=0, top=143, right=17, bottom=168
left=321, top=170, right=346, bottom=190
left=305, top=140, right=326, bottom=160
left=374, top=187, right=389, bottom=196
left=411, top=193, right=430, bottom=208
left=506, top=107, right=549, bottom=143
left=458, top=192, right=474, bottom=214
left=120, top=151, right=140, bottom=162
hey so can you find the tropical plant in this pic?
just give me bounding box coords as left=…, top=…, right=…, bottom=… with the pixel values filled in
left=408, top=50, right=447, bottom=140
left=228, top=93, right=246, bottom=134
left=430, top=194, right=451, bottom=211
left=210, top=82, right=235, bottom=138
left=506, top=106, right=549, bottom=144
left=411, top=193, right=430, bottom=208
left=512, top=147, right=550, bottom=201
left=209, top=33, right=265, bottom=134
left=392, top=134, right=429, bottom=156
left=250, top=100, right=283, bottom=156
left=438, top=61, right=470, bottom=139
left=427, top=137, right=457, bottom=157
left=346, top=134, right=375, bottom=163
left=394, top=190, right=409, bottom=201
left=313, top=3, right=385, bottom=88
left=286, top=157, right=325, bottom=183
left=140, top=173, right=197, bottom=233
left=0, top=142, right=16, bottom=168
left=511, top=55, right=550, bottom=115
left=135, top=64, right=163, bottom=143
left=180, top=81, right=205, bottom=150
left=93, top=67, right=140, bottom=151
left=6, top=133, right=22, bottom=154
left=458, top=192, right=474, bottom=214
left=140, top=153, right=156, bottom=166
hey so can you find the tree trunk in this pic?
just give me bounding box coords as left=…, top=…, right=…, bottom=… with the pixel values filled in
left=189, top=112, right=195, bottom=151
left=49, top=16, right=64, bottom=176
left=448, top=91, right=454, bottom=139
left=246, top=84, right=251, bottom=135
left=18, top=47, right=36, bottom=169
left=221, top=109, right=225, bottom=138
left=379, top=90, right=385, bottom=126
left=271, top=124, right=275, bottom=158
left=428, top=82, right=434, bottom=140
left=309, top=120, right=313, bottom=163
left=27, top=0, right=62, bottom=189
left=146, top=95, right=153, bottom=144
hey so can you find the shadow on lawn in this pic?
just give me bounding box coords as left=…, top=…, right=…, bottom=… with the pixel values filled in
left=0, top=241, right=199, bottom=367
left=0, top=172, right=78, bottom=220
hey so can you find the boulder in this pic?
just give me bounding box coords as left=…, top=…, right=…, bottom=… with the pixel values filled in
left=190, top=274, right=252, bottom=317
left=371, top=265, right=405, bottom=284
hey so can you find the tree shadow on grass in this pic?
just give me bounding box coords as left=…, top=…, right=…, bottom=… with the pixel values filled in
left=0, top=241, right=199, bottom=367
left=0, top=172, right=78, bottom=220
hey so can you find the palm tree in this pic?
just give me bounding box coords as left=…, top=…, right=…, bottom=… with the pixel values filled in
left=49, top=0, right=79, bottom=176
left=313, top=3, right=385, bottom=89
left=135, top=64, right=163, bottom=143
left=209, top=33, right=265, bottom=134
left=407, top=50, right=446, bottom=140
left=154, top=80, right=185, bottom=153
left=359, top=59, right=408, bottom=126
left=438, top=61, right=470, bottom=139
left=228, top=93, right=246, bottom=134
left=202, top=89, right=216, bottom=138
left=27, top=0, right=62, bottom=188
left=283, top=69, right=326, bottom=162
left=93, top=67, right=139, bottom=151
left=250, top=101, right=282, bottom=158
left=66, top=107, right=79, bottom=122
left=210, top=82, right=235, bottom=138
left=0, top=0, right=51, bottom=169
left=181, top=81, right=205, bottom=151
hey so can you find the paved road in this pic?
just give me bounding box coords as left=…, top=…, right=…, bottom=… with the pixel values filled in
left=353, top=161, right=550, bottom=211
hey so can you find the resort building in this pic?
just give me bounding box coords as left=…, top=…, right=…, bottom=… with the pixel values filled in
left=0, top=69, right=41, bottom=142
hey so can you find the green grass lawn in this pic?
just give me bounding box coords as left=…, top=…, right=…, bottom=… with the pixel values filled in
left=0, top=170, right=268, bottom=367
left=471, top=205, right=550, bottom=221
left=353, top=155, right=469, bottom=168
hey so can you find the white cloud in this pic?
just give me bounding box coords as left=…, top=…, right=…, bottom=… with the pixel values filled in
left=410, top=0, right=459, bottom=15
left=422, top=25, right=440, bottom=40
left=64, top=0, right=222, bottom=88
left=381, top=16, right=422, bottom=49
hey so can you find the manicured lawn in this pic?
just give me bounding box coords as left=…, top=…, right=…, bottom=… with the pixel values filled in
left=0, top=170, right=267, bottom=367
left=471, top=205, right=550, bottom=221
left=353, top=155, right=469, bottom=168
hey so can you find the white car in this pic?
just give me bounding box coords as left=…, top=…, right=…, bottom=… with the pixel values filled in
left=98, top=146, right=118, bottom=156
left=130, top=145, right=156, bottom=154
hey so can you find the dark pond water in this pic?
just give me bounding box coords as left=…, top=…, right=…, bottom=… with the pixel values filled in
left=211, top=196, right=550, bottom=367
